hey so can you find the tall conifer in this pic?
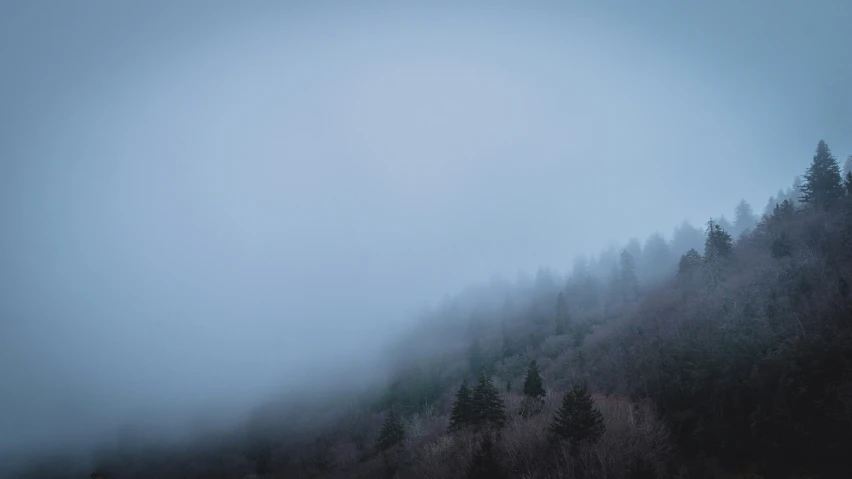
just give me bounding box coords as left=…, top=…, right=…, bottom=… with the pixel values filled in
left=448, top=380, right=474, bottom=432
left=376, top=407, right=405, bottom=451
left=800, top=140, right=844, bottom=209
left=472, top=369, right=506, bottom=428
left=549, top=383, right=604, bottom=447
left=522, top=360, right=545, bottom=399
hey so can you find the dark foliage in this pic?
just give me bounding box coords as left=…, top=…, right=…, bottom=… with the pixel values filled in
left=677, top=248, right=702, bottom=277
left=376, top=408, right=405, bottom=452
left=448, top=380, right=474, bottom=432
left=549, top=383, right=605, bottom=446
left=472, top=369, right=506, bottom=429
left=465, top=434, right=508, bottom=479
left=522, top=360, right=545, bottom=399
left=800, top=140, right=844, bottom=209
left=22, top=140, right=852, bottom=479
left=245, top=435, right=272, bottom=476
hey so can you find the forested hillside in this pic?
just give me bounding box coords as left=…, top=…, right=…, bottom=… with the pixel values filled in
left=26, top=141, right=852, bottom=478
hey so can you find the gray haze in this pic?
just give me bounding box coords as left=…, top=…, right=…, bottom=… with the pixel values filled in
left=1, top=0, right=851, bottom=460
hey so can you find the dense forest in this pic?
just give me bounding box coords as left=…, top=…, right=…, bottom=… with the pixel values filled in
left=22, top=141, right=852, bottom=478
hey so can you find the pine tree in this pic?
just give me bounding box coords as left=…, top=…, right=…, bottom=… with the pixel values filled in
left=767, top=200, right=796, bottom=258
left=376, top=407, right=405, bottom=451
left=520, top=360, right=546, bottom=417
left=677, top=248, right=702, bottom=277
left=549, top=383, right=605, bottom=447
left=845, top=171, right=852, bottom=196
left=448, top=380, right=474, bottom=432
left=703, top=220, right=733, bottom=284
left=472, top=369, right=506, bottom=428
left=800, top=140, right=844, bottom=209
left=465, top=434, right=508, bottom=479
left=772, top=199, right=796, bottom=221
left=522, top=360, right=545, bottom=399
left=763, top=195, right=777, bottom=218
left=703, top=220, right=733, bottom=263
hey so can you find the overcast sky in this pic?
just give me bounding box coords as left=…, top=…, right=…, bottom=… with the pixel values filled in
left=1, top=0, right=850, bottom=457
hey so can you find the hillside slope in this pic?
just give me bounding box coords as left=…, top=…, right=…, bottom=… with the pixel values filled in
left=22, top=143, right=852, bottom=478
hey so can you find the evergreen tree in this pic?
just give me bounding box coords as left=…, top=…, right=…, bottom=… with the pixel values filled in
left=763, top=195, right=777, bottom=218
left=522, top=360, right=545, bottom=399
left=472, top=369, right=506, bottom=428
left=733, top=199, right=757, bottom=237
left=549, top=383, right=605, bottom=447
left=799, top=140, right=844, bottom=209
left=703, top=220, right=734, bottom=284
left=448, top=380, right=474, bottom=432
left=677, top=248, right=702, bottom=276
left=767, top=200, right=796, bottom=258
left=772, top=199, right=796, bottom=221
left=376, top=407, right=405, bottom=451
left=703, top=220, right=733, bottom=263
left=620, top=250, right=639, bottom=301
left=465, top=434, right=507, bottom=479
left=845, top=171, right=852, bottom=196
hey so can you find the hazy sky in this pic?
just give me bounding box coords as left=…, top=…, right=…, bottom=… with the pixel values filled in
left=1, top=0, right=851, bottom=457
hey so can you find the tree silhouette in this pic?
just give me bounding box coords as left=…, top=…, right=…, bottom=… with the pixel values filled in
left=703, top=219, right=733, bottom=284
left=448, top=380, right=474, bottom=432
left=800, top=140, right=844, bottom=209
left=678, top=249, right=702, bottom=277
left=704, top=220, right=733, bottom=262
left=472, top=369, right=506, bottom=429
left=550, top=383, right=605, bottom=448
left=376, top=407, right=405, bottom=451
left=522, top=360, right=545, bottom=399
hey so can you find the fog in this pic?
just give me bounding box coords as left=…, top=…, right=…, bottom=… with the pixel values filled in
left=1, top=0, right=850, bottom=468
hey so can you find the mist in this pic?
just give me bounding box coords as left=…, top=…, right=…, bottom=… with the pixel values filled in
left=2, top=0, right=851, bottom=473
